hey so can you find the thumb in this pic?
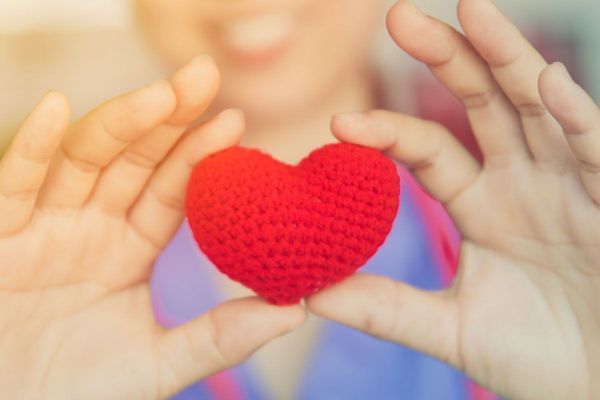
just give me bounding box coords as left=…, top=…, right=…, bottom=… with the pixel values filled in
left=156, top=297, right=306, bottom=398
left=306, top=274, right=460, bottom=367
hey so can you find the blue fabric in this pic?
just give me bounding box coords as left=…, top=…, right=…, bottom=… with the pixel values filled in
left=173, top=364, right=266, bottom=400
left=152, top=173, right=469, bottom=400
left=297, top=183, right=467, bottom=400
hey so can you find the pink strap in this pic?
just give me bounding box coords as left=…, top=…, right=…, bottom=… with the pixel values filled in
left=402, top=169, right=497, bottom=400
left=205, top=370, right=244, bottom=400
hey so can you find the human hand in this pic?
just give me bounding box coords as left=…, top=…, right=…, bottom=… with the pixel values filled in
left=308, top=1, right=600, bottom=399
left=0, top=56, right=304, bottom=399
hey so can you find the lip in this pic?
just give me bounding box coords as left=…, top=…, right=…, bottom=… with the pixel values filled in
left=207, top=4, right=305, bottom=65
left=220, top=35, right=295, bottom=65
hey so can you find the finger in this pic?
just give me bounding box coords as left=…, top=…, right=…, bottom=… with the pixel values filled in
left=156, top=297, right=305, bottom=398
left=39, top=80, right=176, bottom=208
left=128, top=109, right=244, bottom=249
left=307, top=274, right=459, bottom=367
left=539, top=63, right=600, bottom=204
left=167, top=55, right=221, bottom=126
left=332, top=110, right=480, bottom=208
left=457, top=0, right=570, bottom=166
left=387, top=1, right=527, bottom=164
left=91, top=56, right=221, bottom=215
left=0, top=92, right=70, bottom=235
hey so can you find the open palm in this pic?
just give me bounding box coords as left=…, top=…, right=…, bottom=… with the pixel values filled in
left=0, top=57, right=304, bottom=399
left=308, top=1, right=600, bottom=399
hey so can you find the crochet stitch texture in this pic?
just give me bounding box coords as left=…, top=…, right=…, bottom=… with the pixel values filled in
left=186, top=143, right=400, bottom=304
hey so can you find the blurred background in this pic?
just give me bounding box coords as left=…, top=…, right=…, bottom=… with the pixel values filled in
left=0, top=1, right=598, bottom=399
left=1, top=0, right=598, bottom=153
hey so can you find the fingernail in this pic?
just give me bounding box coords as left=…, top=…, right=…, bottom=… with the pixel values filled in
left=218, top=108, right=245, bottom=120
left=404, top=1, right=426, bottom=17
left=150, top=79, right=170, bottom=88
left=41, top=90, right=63, bottom=106
left=191, top=54, right=215, bottom=65
left=41, top=90, right=67, bottom=108
left=145, top=79, right=172, bottom=95
left=391, top=0, right=426, bottom=19
left=333, top=112, right=367, bottom=126
left=554, top=62, right=573, bottom=82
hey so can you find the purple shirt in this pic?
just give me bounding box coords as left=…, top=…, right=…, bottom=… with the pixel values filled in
left=150, top=167, right=495, bottom=399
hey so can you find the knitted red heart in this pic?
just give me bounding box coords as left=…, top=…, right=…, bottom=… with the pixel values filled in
left=185, top=143, right=400, bottom=305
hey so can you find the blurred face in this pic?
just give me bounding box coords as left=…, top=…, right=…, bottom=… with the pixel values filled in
left=136, top=0, right=383, bottom=123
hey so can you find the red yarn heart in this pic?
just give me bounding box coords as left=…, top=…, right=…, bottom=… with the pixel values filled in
left=185, top=143, right=400, bottom=305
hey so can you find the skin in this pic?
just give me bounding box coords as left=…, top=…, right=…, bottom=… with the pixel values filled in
left=0, top=0, right=598, bottom=399
left=308, top=1, right=600, bottom=399
left=0, top=58, right=305, bottom=399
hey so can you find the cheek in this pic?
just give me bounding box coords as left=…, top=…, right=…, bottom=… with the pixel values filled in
left=281, top=1, right=382, bottom=96
left=317, top=0, right=383, bottom=63
left=218, top=0, right=384, bottom=119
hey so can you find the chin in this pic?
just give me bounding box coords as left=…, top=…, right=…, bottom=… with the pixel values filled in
left=217, top=75, right=330, bottom=124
